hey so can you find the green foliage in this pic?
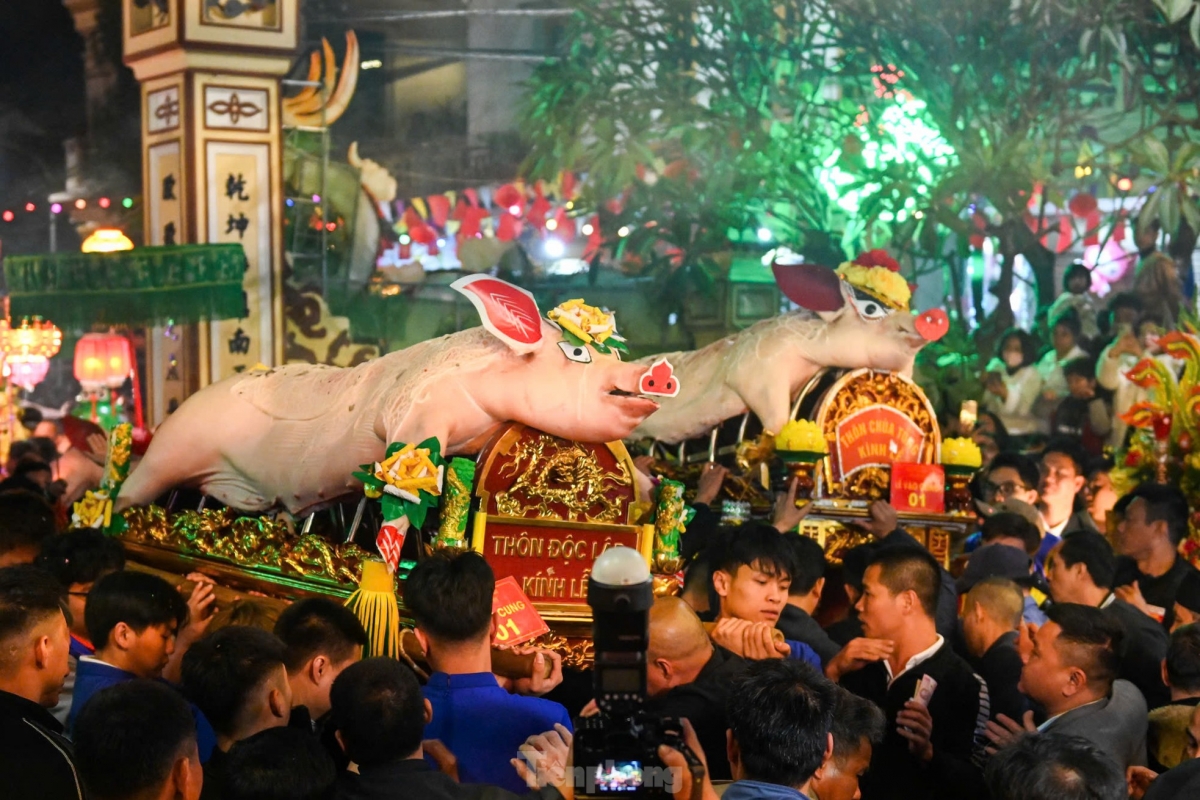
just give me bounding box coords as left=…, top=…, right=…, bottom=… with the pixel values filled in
left=521, top=0, right=863, bottom=273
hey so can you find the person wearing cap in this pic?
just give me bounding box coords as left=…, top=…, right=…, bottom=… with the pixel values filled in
left=964, top=512, right=1047, bottom=625
left=1171, top=571, right=1200, bottom=633
left=960, top=578, right=1030, bottom=723
left=1044, top=531, right=1169, bottom=709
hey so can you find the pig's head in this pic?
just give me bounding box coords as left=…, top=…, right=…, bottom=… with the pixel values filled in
left=772, top=254, right=949, bottom=372
left=451, top=275, right=675, bottom=442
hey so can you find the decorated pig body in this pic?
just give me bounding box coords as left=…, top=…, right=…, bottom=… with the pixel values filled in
left=117, top=277, right=671, bottom=515
left=631, top=257, right=949, bottom=443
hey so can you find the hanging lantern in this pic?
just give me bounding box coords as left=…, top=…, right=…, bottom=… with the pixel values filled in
left=4, top=357, right=51, bottom=391
left=0, top=316, right=62, bottom=392
left=75, top=332, right=133, bottom=393
left=81, top=228, right=134, bottom=253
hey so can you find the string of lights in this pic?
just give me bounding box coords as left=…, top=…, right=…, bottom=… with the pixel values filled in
left=0, top=196, right=136, bottom=223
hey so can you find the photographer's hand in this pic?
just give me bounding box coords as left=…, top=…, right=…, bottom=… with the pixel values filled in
left=658, top=719, right=718, bottom=800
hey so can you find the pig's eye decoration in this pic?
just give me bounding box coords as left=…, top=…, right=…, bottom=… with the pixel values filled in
left=849, top=295, right=889, bottom=321
left=558, top=341, right=593, bottom=364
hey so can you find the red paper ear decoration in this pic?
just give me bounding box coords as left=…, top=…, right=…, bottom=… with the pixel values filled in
left=639, top=358, right=680, bottom=398
left=772, top=261, right=845, bottom=312
left=915, top=308, right=949, bottom=342
left=450, top=275, right=543, bottom=353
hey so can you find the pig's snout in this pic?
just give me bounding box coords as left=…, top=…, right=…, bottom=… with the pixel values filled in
left=638, top=358, right=680, bottom=398
left=914, top=308, right=949, bottom=342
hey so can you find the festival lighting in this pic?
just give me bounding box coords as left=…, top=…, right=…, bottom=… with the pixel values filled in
left=75, top=199, right=87, bottom=210
left=757, top=227, right=773, bottom=242
left=617, top=226, right=631, bottom=237
left=122, top=197, right=134, bottom=208
left=24, top=203, right=35, bottom=212
left=581, top=223, right=595, bottom=236
left=1, top=211, right=12, bottom=223
left=51, top=203, right=62, bottom=214
left=544, top=237, right=565, bottom=258
left=545, top=218, right=559, bottom=231
left=0, top=317, right=63, bottom=391
left=75, top=332, right=133, bottom=393
left=81, top=229, right=135, bottom=253
left=98, top=197, right=111, bottom=208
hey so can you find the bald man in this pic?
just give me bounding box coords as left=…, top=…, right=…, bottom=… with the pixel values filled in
left=643, top=597, right=747, bottom=779
left=960, top=578, right=1029, bottom=723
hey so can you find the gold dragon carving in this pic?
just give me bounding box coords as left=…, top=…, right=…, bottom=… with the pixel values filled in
left=494, top=434, right=631, bottom=524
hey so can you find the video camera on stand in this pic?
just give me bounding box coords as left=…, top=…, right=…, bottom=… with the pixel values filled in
left=572, top=547, right=702, bottom=797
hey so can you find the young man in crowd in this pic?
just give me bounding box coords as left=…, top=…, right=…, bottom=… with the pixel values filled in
left=224, top=727, right=336, bottom=800
left=959, top=578, right=1030, bottom=722
left=73, top=680, right=203, bottom=800
left=0, top=565, right=82, bottom=800
left=984, top=733, right=1126, bottom=800
left=723, top=659, right=835, bottom=800
left=1037, top=439, right=1098, bottom=566
left=643, top=596, right=747, bottom=780
left=330, top=657, right=570, bottom=800
left=0, top=489, right=58, bottom=566
left=707, top=524, right=822, bottom=666
left=986, top=603, right=1148, bottom=771
left=1045, top=531, right=1169, bottom=707
left=831, top=548, right=990, bottom=800
left=72, top=569, right=217, bottom=761
left=980, top=452, right=1041, bottom=509
left=1052, top=357, right=1112, bottom=457
left=1146, top=624, right=1200, bottom=772
left=273, top=597, right=366, bottom=733
left=777, top=534, right=842, bottom=665
left=181, top=626, right=292, bottom=800
left=34, top=528, right=125, bottom=723
left=405, top=552, right=570, bottom=793
left=808, top=686, right=885, bottom=800
left=1113, top=483, right=1200, bottom=629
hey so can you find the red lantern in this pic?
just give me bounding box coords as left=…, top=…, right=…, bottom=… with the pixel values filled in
left=75, top=332, right=133, bottom=393
left=1068, top=193, right=1098, bottom=218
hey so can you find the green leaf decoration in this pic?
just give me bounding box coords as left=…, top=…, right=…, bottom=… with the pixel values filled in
left=561, top=329, right=588, bottom=348
left=356, top=439, right=447, bottom=527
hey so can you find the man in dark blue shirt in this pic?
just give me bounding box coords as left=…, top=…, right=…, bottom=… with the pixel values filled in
left=407, top=552, right=572, bottom=794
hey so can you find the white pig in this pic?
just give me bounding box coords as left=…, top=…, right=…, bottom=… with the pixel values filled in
left=117, top=276, right=673, bottom=515
left=631, top=260, right=949, bottom=443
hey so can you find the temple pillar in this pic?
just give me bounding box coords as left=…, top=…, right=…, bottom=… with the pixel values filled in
left=122, top=0, right=295, bottom=425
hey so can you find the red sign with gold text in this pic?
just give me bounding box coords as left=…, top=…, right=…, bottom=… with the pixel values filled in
left=890, top=462, right=946, bottom=514
left=491, top=576, right=550, bottom=646
left=834, top=405, right=926, bottom=480
left=480, top=517, right=642, bottom=605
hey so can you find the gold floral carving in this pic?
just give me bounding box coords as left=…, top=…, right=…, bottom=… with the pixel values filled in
left=526, top=631, right=596, bottom=669
left=812, top=370, right=940, bottom=500
left=119, top=506, right=368, bottom=585
left=494, top=434, right=631, bottom=523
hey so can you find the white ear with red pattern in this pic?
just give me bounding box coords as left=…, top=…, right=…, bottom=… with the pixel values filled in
left=451, top=275, right=544, bottom=354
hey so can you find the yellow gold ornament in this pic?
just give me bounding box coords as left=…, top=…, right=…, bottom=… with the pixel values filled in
left=835, top=263, right=911, bottom=311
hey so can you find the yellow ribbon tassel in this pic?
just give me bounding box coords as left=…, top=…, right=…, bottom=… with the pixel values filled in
left=344, top=559, right=401, bottom=659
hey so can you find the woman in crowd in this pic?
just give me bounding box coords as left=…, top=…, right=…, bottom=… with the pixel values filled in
left=984, top=328, right=1044, bottom=440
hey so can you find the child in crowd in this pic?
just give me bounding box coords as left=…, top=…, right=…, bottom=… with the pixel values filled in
left=1048, top=260, right=1102, bottom=343
left=34, top=529, right=125, bottom=724
left=1052, top=356, right=1112, bottom=457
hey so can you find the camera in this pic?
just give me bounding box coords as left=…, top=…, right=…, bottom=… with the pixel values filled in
left=572, top=547, right=701, bottom=797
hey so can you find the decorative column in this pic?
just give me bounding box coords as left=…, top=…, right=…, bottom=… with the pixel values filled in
left=122, top=0, right=295, bottom=425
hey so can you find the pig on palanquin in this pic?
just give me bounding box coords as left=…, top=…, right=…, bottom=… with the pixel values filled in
left=631, top=252, right=949, bottom=443
left=116, top=277, right=675, bottom=516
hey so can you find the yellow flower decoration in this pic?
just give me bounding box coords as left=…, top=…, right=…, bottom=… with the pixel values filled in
left=835, top=263, right=912, bottom=311
left=941, top=438, right=983, bottom=468
left=72, top=490, right=113, bottom=530
left=548, top=299, right=619, bottom=345
left=373, top=444, right=444, bottom=504
left=776, top=420, right=829, bottom=454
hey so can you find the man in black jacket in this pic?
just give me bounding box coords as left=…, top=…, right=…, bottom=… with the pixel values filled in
left=1113, top=483, right=1200, bottom=630
left=0, top=565, right=83, bottom=800
left=960, top=578, right=1030, bottom=722
left=831, top=548, right=990, bottom=800
left=777, top=535, right=841, bottom=665
left=331, top=657, right=569, bottom=800
left=643, top=596, right=746, bottom=780
left=1044, top=531, right=1169, bottom=708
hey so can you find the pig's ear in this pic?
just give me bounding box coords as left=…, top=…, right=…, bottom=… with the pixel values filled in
left=451, top=275, right=543, bottom=354
left=772, top=260, right=845, bottom=313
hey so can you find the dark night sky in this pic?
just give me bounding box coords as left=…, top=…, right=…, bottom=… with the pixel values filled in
left=0, top=0, right=88, bottom=252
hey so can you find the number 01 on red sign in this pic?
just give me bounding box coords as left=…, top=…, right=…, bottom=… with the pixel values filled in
left=889, top=463, right=946, bottom=514
left=491, top=576, right=550, bottom=647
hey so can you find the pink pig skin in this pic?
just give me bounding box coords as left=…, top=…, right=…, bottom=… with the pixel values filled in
left=116, top=319, right=661, bottom=516
left=631, top=304, right=934, bottom=444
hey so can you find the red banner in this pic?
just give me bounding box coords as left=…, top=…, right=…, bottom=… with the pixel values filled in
left=834, top=405, right=926, bottom=480
left=491, top=576, right=550, bottom=646
left=890, top=462, right=946, bottom=514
